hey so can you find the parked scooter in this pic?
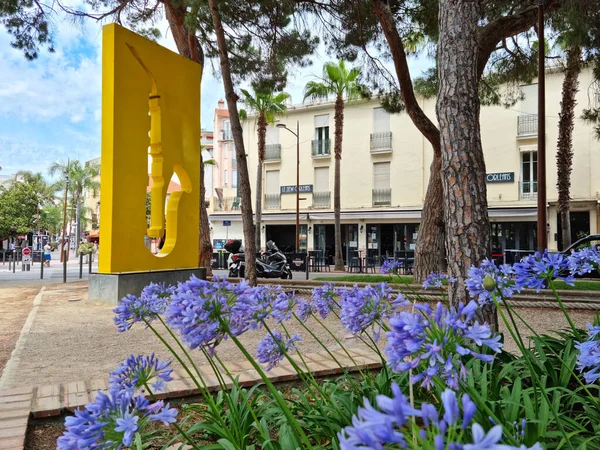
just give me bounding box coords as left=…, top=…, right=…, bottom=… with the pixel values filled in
left=225, top=239, right=292, bottom=279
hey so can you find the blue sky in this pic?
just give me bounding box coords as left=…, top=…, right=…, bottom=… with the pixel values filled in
left=0, top=5, right=433, bottom=179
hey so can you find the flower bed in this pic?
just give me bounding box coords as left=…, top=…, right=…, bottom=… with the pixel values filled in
left=56, top=247, right=600, bottom=449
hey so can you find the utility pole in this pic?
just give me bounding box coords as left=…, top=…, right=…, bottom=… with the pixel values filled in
left=537, top=0, right=548, bottom=252
left=60, top=159, right=70, bottom=282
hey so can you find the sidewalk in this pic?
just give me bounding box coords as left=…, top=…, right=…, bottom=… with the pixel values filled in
left=0, top=254, right=97, bottom=286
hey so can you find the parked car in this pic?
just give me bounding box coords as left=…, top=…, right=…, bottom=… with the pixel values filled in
left=561, top=234, right=600, bottom=278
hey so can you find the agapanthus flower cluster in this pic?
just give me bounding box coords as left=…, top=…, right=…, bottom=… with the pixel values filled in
left=576, top=323, right=600, bottom=384
left=386, top=301, right=503, bottom=389
left=58, top=381, right=177, bottom=449
left=256, top=330, right=301, bottom=370
left=422, top=271, right=457, bottom=289
left=296, top=282, right=338, bottom=321
left=513, top=251, right=574, bottom=292
left=568, top=246, right=600, bottom=277
left=340, top=283, right=409, bottom=341
left=380, top=259, right=403, bottom=275
left=114, top=282, right=175, bottom=332
left=109, top=354, right=173, bottom=393
left=466, top=259, right=516, bottom=304
left=338, top=383, right=541, bottom=450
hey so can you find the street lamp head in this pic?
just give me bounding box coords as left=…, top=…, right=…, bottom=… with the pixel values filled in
left=276, top=123, right=287, bottom=129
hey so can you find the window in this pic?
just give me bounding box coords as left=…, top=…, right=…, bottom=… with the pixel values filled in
left=223, top=120, right=232, bottom=140
left=224, top=170, right=228, bottom=186
left=231, top=144, right=236, bottom=160
left=373, top=107, right=390, bottom=133
left=521, top=151, right=537, bottom=194
left=232, top=170, right=238, bottom=188
left=266, top=170, right=280, bottom=194
left=520, top=84, right=538, bottom=116
left=373, top=162, right=391, bottom=190
left=314, top=115, right=330, bottom=155
left=266, top=126, right=280, bottom=145
left=314, top=167, right=329, bottom=192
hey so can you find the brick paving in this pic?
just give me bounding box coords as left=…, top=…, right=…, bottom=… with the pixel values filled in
left=0, top=347, right=381, bottom=448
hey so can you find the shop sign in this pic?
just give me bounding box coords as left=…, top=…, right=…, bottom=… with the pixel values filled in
left=280, top=185, right=313, bottom=194
left=486, top=172, right=514, bottom=183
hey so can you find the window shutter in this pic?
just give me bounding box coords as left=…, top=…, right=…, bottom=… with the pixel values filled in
left=266, top=126, right=279, bottom=144
left=373, top=162, right=390, bottom=190
left=520, top=84, right=538, bottom=115
left=373, top=108, right=390, bottom=134
left=314, top=167, right=329, bottom=191
left=314, top=115, right=329, bottom=128
left=266, top=170, right=280, bottom=194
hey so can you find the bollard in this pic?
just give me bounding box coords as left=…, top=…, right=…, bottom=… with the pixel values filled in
left=63, top=249, right=67, bottom=283
left=305, top=253, right=309, bottom=281
left=40, top=256, right=44, bottom=279
left=89, top=252, right=93, bottom=274
left=79, top=253, right=83, bottom=279
left=12, top=253, right=15, bottom=273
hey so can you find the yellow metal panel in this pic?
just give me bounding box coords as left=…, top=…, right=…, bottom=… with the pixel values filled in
left=99, top=23, right=201, bottom=273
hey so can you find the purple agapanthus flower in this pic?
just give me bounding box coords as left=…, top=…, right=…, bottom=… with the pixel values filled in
left=423, top=271, right=457, bottom=289
left=338, top=384, right=541, bottom=450
left=568, top=246, right=600, bottom=277
left=466, top=259, right=515, bottom=305
left=110, top=354, right=173, bottom=393
left=576, top=323, right=600, bottom=384
left=57, top=387, right=178, bottom=449
left=271, top=291, right=298, bottom=323
left=514, top=251, right=574, bottom=292
left=340, top=283, right=409, bottom=341
left=296, top=283, right=339, bottom=321
left=386, top=301, right=502, bottom=390
left=114, top=282, right=175, bottom=332
left=380, top=259, right=403, bottom=275
left=256, top=330, right=301, bottom=371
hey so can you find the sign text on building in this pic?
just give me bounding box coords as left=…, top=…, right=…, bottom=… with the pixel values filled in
left=486, top=172, right=514, bottom=183
left=280, top=185, right=313, bottom=194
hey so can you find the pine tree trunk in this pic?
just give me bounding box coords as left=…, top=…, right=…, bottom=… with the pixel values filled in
left=208, top=0, right=257, bottom=285
left=372, top=0, right=446, bottom=282
left=333, top=96, right=345, bottom=271
left=164, top=0, right=213, bottom=274
left=255, top=113, right=267, bottom=252
left=556, top=45, right=581, bottom=250
left=437, top=0, right=495, bottom=327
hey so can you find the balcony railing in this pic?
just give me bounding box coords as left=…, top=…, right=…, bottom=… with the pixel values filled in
left=312, top=191, right=331, bottom=209
left=265, top=193, right=281, bottom=210
left=370, top=131, right=393, bottom=153
left=215, top=196, right=241, bottom=211
left=265, top=144, right=281, bottom=162
left=519, top=181, right=538, bottom=200
left=222, top=129, right=233, bottom=140
left=372, top=188, right=392, bottom=206
left=517, top=114, right=538, bottom=136
left=311, top=139, right=331, bottom=157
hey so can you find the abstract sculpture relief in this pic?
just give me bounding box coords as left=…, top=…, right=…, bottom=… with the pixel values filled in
left=98, top=24, right=201, bottom=273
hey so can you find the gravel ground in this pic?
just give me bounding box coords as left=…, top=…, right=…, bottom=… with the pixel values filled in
left=0, top=285, right=40, bottom=376
left=1, top=281, right=598, bottom=389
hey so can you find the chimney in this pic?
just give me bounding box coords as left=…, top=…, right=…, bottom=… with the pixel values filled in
left=217, top=99, right=225, bottom=109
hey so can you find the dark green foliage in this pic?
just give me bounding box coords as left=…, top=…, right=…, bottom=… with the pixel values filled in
left=0, top=180, right=40, bottom=237
left=0, top=0, right=54, bottom=59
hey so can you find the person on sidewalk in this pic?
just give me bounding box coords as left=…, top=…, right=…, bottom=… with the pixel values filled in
left=43, top=243, right=52, bottom=267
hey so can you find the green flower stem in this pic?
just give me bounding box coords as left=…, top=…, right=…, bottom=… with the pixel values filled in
left=200, top=348, right=230, bottom=393
left=493, top=299, right=574, bottom=450
left=142, top=382, right=202, bottom=450
left=291, top=313, right=363, bottom=391
left=227, top=332, right=314, bottom=449
left=312, top=312, right=363, bottom=368
left=144, top=321, right=225, bottom=428
left=549, top=280, right=581, bottom=340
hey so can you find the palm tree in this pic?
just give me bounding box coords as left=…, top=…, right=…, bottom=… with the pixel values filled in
left=49, top=160, right=100, bottom=251
left=304, top=61, right=362, bottom=271
left=240, top=88, right=290, bottom=251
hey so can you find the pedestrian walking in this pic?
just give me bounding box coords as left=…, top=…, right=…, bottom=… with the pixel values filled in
left=43, top=243, right=52, bottom=267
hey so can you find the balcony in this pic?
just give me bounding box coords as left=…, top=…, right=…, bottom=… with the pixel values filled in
left=372, top=188, right=392, bottom=206
left=215, top=196, right=241, bottom=211
left=311, top=139, right=331, bottom=158
left=264, top=144, right=281, bottom=162
left=370, top=131, right=393, bottom=153
left=312, top=191, right=331, bottom=209
left=265, top=193, right=281, bottom=210
left=517, top=115, right=538, bottom=137
left=519, top=181, right=538, bottom=200
left=222, top=129, right=233, bottom=140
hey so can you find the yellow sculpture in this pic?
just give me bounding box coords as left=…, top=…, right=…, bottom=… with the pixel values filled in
left=99, top=24, right=201, bottom=273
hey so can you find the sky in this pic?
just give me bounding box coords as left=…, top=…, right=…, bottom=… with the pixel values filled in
left=0, top=2, right=433, bottom=179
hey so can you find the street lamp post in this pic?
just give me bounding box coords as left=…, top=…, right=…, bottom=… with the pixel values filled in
left=277, top=121, right=300, bottom=252
left=536, top=0, right=547, bottom=252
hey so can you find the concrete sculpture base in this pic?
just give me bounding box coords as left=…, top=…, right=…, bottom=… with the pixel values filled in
left=88, top=268, right=206, bottom=303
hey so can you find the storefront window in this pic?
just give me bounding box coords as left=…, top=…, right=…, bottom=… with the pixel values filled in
left=300, top=224, right=308, bottom=251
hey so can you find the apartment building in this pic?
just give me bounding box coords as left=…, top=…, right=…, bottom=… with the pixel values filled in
left=208, top=67, right=600, bottom=260
left=211, top=100, right=239, bottom=214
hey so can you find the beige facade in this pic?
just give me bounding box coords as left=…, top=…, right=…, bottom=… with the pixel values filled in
left=208, top=67, right=600, bottom=258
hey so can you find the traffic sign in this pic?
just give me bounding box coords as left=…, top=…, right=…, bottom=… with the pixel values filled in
left=22, top=247, right=31, bottom=256
left=223, top=220, right=231, bottom=227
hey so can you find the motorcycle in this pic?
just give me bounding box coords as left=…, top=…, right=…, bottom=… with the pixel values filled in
left=225, top=239, right=292, bottom=279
